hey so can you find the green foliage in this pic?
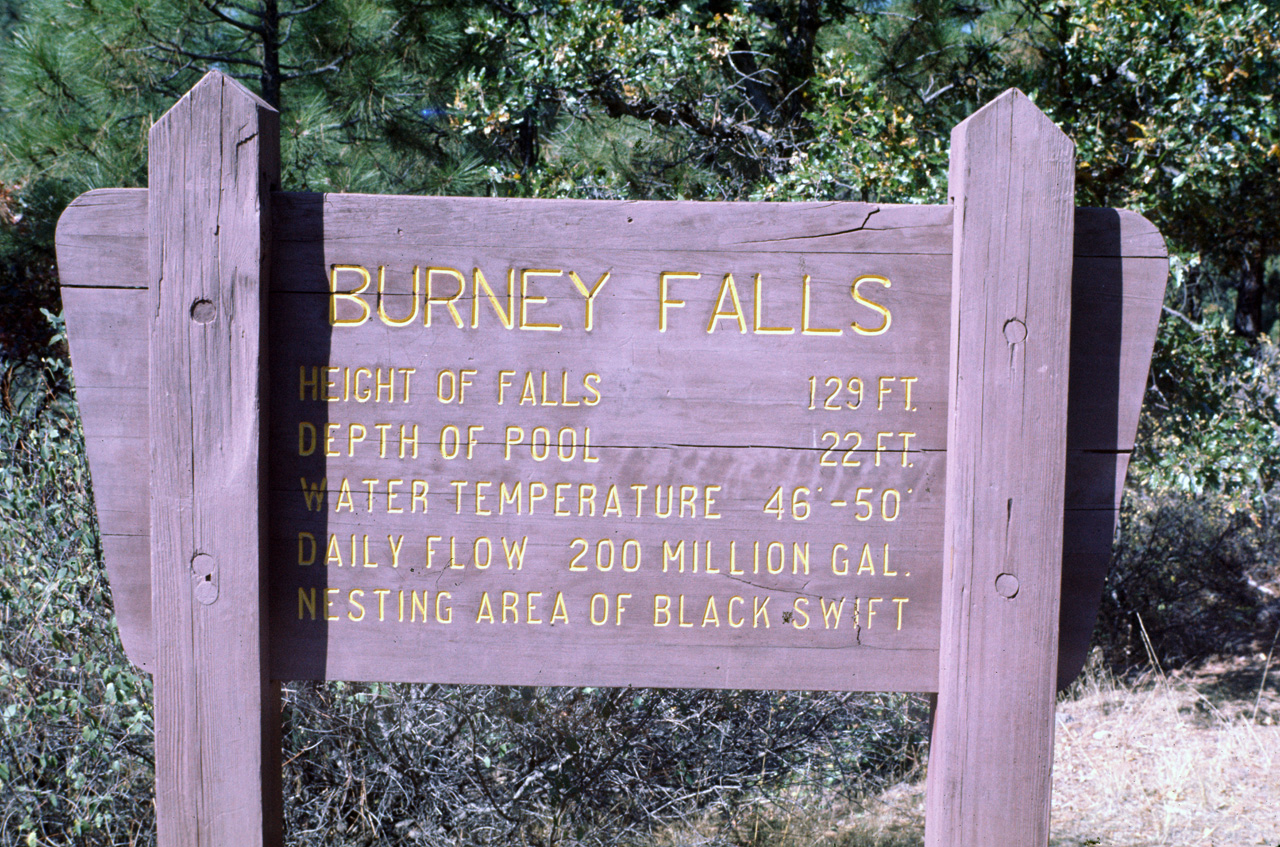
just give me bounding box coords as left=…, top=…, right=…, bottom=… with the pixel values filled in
left=1136, top=305, right=1280, bottom=507
left=1047, top=0, right=1280, bottom=241
left=758, top=82, right=950, bottom=204
left=1096, top=257, right=1280, bottom=669
left=0, top=1, right=153, bottom=192
left=0, top=0, right=495, bottom=196
left=1031, top=0, right=1280, bottom=335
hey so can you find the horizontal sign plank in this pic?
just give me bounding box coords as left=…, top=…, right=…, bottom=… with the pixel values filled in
left=266, top=193, right=949, bottom=691
left=57, top=190, right=1165, bottom=689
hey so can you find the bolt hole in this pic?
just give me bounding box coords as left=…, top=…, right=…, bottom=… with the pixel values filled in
left=191, top=299, right=216, bottom=324
left=1003, top=318, right=1027, bottom=344
left=995, top=573, right=1020, bottom=599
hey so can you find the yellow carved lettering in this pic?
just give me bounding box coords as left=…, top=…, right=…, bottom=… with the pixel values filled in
left=706, top=273, right=747, bottom=333
left=472, top=267, right=515, bottom=328
left=568, top=270, right=610, bottom=331
left=801, top=274, right=841, bottom=335
left=519, top=269, right=563, bottom=331
left=791, top=597, right=810, bottom=629
left=659, top=272, right=698, bottom=331
left=753, top=273, right=794, bottom=334
left=425, top=267, right=466, bottom=328
left=330, top=265, right=371, bottom=327
left=476, top=591, right=495, bottom=624
left=298, top=587, right=317, bottom=620
left=851, top=274, right=891, bottom=335
left=377, top=265, right=420, bottom=327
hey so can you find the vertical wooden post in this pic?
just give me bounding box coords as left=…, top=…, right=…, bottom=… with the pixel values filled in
left=925, top=90, right=1075, bottom=846
left=149, top=71, right=282, bottom=845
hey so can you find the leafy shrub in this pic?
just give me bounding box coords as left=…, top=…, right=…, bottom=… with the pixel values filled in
left=1099, top=494, right=1280, bottom=669
left=1134, top=284, right=1280, bottom=509
left=1101, top=278, right=1280, bottom=669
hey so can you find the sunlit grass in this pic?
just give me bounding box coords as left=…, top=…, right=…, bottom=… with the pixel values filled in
left=648, top=655, right=1280, bottom=847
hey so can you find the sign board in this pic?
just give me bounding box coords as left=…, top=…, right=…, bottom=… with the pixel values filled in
left=279, top=194, right=953, bottom=691
left=56, top=73, right=1166, bottom=846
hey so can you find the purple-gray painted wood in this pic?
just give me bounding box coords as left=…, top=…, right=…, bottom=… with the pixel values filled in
left=58, top=191, right=1165, bottom=687
left=146, top=71, right=282, bottom=845
left=49, top=78, right=1178, bottom=846
left=925, top=90, right=1075, bottom=846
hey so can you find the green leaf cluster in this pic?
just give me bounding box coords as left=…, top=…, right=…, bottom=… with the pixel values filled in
left=1136, top=287, right=1280, bottom=507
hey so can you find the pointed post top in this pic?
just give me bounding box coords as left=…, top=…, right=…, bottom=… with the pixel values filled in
left=148, top=68, right=281, bottom=197
left=949, top=88, right=1074, bottom=207
left=928, top=84, right=1076, bottom=847
left=952, top=88, right=1070, bottom=145
left=151, top=70, right=277, bottom=138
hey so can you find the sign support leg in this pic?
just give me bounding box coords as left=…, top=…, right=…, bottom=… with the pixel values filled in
left=148, top=70, right=283, bottom=846
left=925, top=90, right=1075, bottom=846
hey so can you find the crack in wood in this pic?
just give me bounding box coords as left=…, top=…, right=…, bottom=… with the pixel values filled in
left=730, top=207, right=880, bottom=245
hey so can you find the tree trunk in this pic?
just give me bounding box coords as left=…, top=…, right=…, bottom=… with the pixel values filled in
left=1234, top=250, right=1266, bottom=338
left=260, top=0, right=281, bottom=109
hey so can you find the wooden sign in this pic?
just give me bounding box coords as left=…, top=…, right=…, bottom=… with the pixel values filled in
left=55, top=72, right=1166, bottom=846
left=267, top=190, right=951, bottom=692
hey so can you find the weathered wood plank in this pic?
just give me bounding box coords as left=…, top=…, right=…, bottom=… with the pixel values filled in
left=59, top=191, right=1163, bottom=687
left=925, top=90, right=1075, bottom=847
left=71, top=388, right=148, bottom=437
left=101, top=534, right=154, bottom=670
left=1057, top=237, right=1166, bottom=686
left=59, top=197, right=1167, bottom=270
left=266, top=444, right=947, bottom=690
left=78, top=439, right=148, bottom=532
left=273, top=192, right=955, bottom=256
left=1074, top=206, right=1167, bottom=258
left=147, top=70, right=281, bottom=846
left=56, top=189, right=150, bottom=288
left=1066, top=253, right=1167, bottom=451
left=263, top=197, right=950, bottom=691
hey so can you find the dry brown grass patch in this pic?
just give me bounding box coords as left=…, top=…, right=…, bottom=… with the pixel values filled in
left=649, top=654, right=1280, bottom=847
left=1051, top=657, right=1280, bottom=846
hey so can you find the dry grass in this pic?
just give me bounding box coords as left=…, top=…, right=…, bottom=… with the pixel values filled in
left=1051, top=656, right=1280, bottom=846
left=649, top=783, right=927, bottom=847
left=652, top=653, right=1280, bottom=847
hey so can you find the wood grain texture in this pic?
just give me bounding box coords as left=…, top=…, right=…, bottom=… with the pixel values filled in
left=1074, top=206, right=1167, bottom=258
left=58, top=194, right=154, bottom=669
left=273, top=192, right=953, bottom=256
left=265, top=192, right=950, bottom=692
left=147, top=71, right=281, bottom=846
left=58, top=194, right=1164, bottom=687
left=56, top=189, right=150, bottom=288
left=924, top=90, right=1075, bottom=847
left=60, top=284, right=153, bottom=669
